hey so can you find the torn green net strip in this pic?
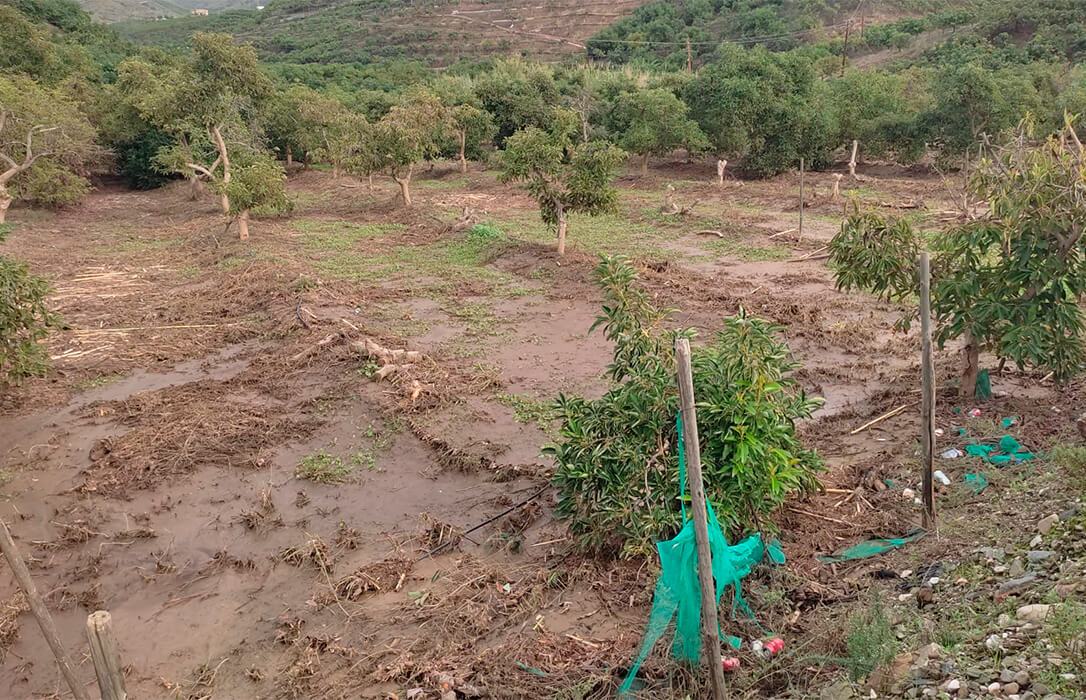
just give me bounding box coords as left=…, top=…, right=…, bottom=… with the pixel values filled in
left=816, top=529, right=926, bottom=564
left=618, top=414, right=784, bottom=696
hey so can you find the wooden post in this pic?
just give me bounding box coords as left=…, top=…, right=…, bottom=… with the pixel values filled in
left=849, top=140, right=859, bottom=179
left=798, top=157, right=805, bottom=238
left=686, top=37, right=693, bottom=73
left=86, top=611, right=126, bottom=700
left=675, top=339, right=726, bottom=700
left=0, top=518, right=91, bottom=700
left=919, top=252, right=936, bottom=529
left=841, top=20, right=851, bottom=75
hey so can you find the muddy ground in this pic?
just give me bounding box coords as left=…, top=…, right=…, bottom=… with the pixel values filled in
left=1, top=157, right=1084, bottom=699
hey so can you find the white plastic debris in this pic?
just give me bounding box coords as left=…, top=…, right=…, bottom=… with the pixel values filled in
left=934, top=470, right=951, bottom=486
left=941, top=448, right=964, bottom=459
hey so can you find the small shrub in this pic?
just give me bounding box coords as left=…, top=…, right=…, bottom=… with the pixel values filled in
left=467, top=222, right=506, bottom=243
left=295, top=451, right=352, bottom=484
left=843, top=598, right=897, bottom=680
left=548, top=255, right=822, bottom=557
left=0, top=225, right=57, bottom=383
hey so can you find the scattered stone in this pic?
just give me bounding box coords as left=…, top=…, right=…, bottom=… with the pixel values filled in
left=1060, top=673, right=1077, bottom=681
left=1029, top=535, right=1044, bottom=548
left=944, top=679, right=961, bottom=693
left=1060, top=506, right=1080, bottom=521
left=1038, top=514, right=1059, bottom=534
left=1026, top=551, right=1058, bottom=564
left=1001, top=670, right=1016, bottom=683
left=1009, top=558, right=1026, bottom=577
left=1014, top=670, right=1031, bottom=687
left=1054, top=582, right=1079, bottom=598
left=986, top=634, right=1005, bottom=652
left=998, top=613, right=1013, bottom=627
left=1004, top=682, right=1020, bottom=694
left=1017, top=604, right=1052, bottom=623
left=1032, top=682, right=1049, bottom=694
left=988, top=681, right=1003, bottom=695
left=976, top=547, right=1006, bottom=562
left=994, top=565, right=1010, bottom=574
left=997, top=574, right=1038, bottom=601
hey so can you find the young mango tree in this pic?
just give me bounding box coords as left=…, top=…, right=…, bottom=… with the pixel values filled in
left=550, top=256, right=823, bottom=556
left=372, top=90, right=448, bottom=206
left=0, top=75, right=97, bottom=223
left=829, top=121, right=1086, bottom=397
left=500, top=112, right=626, bottom=256
left=212, top=151, right=290, bottom=240
left=608, top=87, right=709, bottom=177
left=298, top=94, right=366, bottom=180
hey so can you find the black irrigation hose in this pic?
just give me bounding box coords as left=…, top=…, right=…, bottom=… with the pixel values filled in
left=416, top=485, right=549, bottom=562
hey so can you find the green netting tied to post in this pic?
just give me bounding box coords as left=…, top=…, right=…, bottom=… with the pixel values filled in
left=618, top=415, right=784, bottom=697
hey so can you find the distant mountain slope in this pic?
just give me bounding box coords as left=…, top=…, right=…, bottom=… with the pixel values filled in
left=114, top=0, right=647, bottom=65
left=76, top=0, right=258, bottom=23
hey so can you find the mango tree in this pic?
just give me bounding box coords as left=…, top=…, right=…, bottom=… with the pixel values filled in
left=500, top=111, right=626, bottom=256
left=829, top=121, right=1086, bottom=396
left=449, top=104, right=494, bottom=173
left=117, top=34, right=271, bottom=214
left=607, top=87, right=709, bottom=176
left=0, top=75, right=96, bottom=223
left=372, top=90, right=448, bottom=206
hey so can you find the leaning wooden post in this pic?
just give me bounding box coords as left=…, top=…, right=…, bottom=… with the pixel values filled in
left=675, top=339, right=726, bottom=700
left=0, top=518, right=91, bottom=700
left=919, top=252, right=936, bottom=529
left=798, top=157, right=805, bottom=238
left=849, top=139, right=859, bottom=179
left=86, top=611, right=127, bottom=700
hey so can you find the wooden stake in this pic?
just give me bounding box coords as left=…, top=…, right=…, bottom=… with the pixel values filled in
left=849, top=140, right=859, bottom=179
left=675, top=339, right=726, bottom=700
left=86, top=611, right=127, bottom=700
left=919, top=252, right=936, bottom=529
left=0, top=518, right=91, bottom=700
left=841, top=20, right=851, bottom=75
left=686, top=37, right=693, bottom=73
left=798, top=157, right=805, bottom=238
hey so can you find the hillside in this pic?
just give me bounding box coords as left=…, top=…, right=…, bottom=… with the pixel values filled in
left=76, top=0, right=258, bottom=22
left=114, top=0, right=655, bottom=65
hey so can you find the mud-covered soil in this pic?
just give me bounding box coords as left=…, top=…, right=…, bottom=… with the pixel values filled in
left=1, top=159, right=1083, bottom=699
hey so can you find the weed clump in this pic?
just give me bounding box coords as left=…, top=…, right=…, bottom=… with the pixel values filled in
left=295, top=451, right=352, bottom=484
left=549, top=255, right=823, bottom=557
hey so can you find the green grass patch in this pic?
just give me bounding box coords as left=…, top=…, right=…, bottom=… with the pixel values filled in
left=295, top=219, right=404, bottom=252
left=75, top=373, right=125, bottom=391
left=699, top=234, right=790, bottom=262
left=842, top=597, right=898, bottom=680
left=295, top=451, right=353, bottom=484
left=493, top=211, right=675, bottom=259
left=416, top=177, right=471, bottom=191
left=497, top=393, right=554, bottom=431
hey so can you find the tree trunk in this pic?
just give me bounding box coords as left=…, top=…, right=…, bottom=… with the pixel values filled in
left=188, top=175, right=204, bottom=201
left=556, top=209, right=568, bottom=256
left=960, top=331, right=980, bottom=398
left=0, top=189, right=11, bottom=224
left=211, top=125, right=231, bottom=215
left=641, top=153, right=649, bottom=178
left=367, top=173, right=374, bottom=190
left=849, top=139, right=859, bottom=179
left=459, top=130, right=468, bottom=174
left=237, top=209, right=250, bottom=241
left=286, top=144, right=293, bottom=169
left=394, top=167, right=413, bottom=206
left=333, top=164, right=341, bottom=180
left=304, top=153, right=311, bottom=171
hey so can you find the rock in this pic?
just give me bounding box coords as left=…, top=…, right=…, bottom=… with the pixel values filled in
left=1030, top=535, right=1043, bottom=548
left=1004, top=682, right=1020, bottom=694
left=1017, top=604, right=1052, bottom=623
left=1014, top=670, right=1031, bottom=687
left=1009, top=558, right=1026, bottom=577
left=988, top=681, right=1003, bottom=695
left=1026, top=551, right=1058, bottom=564
left=944, top=679, right=961, bottom=693
left=976, top=547, right=1006, bottom=562
left=998, top=613, right=1013, bottom=627
left=1060, top=506, right=1080, bottom=521
left=1001, top=670, right=1016, bottom=683
left=997, top=574, right=1038, bottom=601
left=1032, top=682, right=1049, bottom=694
left=1038, top=514, right=1059, bottom=534
left=868, top=652, right=913, bottom=693
left=986, top=634, right=1005, bottom=652
left=994, top=565, right=1010, bottom=574
left=820, top=678, right=853, bottom=699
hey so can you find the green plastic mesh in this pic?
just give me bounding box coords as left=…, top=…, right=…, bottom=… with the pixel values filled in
left=815, top=529, right=926, bottom=564
left=618, top=415, right=783, bottom=696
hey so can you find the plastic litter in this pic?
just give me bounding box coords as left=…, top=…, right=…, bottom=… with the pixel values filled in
left=941, top=448, right=964, bottom=459
left=975, top=369, right=992, bottom=400
left=618, top=415, right=783, bottom=696
left=764, top=638, right=784, bottom=656
left=965, top=435, right=1036, bottom=465
left=722, top=657, right=741, bottom=671
left=816, top=529, right=927, bottom=563
left=964, top=473, right=989, bottom=493
left=1002, top=417, right=1018, bottom=428
left=902, top=488, right=915, bottom=499
left=968, top=408, right=981, bottom=418
left=933, top=470, right=951, bottom=486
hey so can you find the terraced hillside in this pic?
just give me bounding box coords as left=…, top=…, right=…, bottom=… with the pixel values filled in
left=115, top=0, right=649, bottom=64
left=76, top=0, right=258, bottom=22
